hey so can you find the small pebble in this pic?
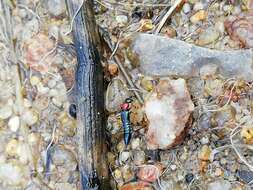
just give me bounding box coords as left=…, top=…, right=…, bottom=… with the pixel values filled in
left=52, top=97, right=63, bottom=107
left=22, top=109, right=39, bottom=126
left=28, top=133, right=40, bottom=145
left=140, top=19, right=153, bottom=32
left=48, top=25, right=59, bottom=40
left=140, top=77, right=154, bottom=91
left=108, top=63, right=118, bottom=76
left=5, top=139, right=18, bottom=156
left=162, top=26, right=177, bottom=38
left=121, top=165, right=134, bottom=182
left=23, top=99, right=32, bottom=108
left=48, top=79, right=57, bottom=88
left=207, top=180, right=232, bottom=190
left=49, top=89, right=58, bottom=97
left=37, top=83, right=50, bottom=94
left=198, top=145, right=211, bottom=161
left=170, top=164, right=177, bottom=171
left=182, top=3, right=191, bottom=14
left=30, top=76, right=40, bottom=86
left=220, top=158, right=227, bottom=165
left=185, top=173, right=194, bottom=184
left=193, top=2, right=204, bottom=11
left=137, top=164, right=162, bottom=182
left=116, top=15, right=128, bottom=26
left=190, top=10, right=207, bottom=23
left=132, top=150, right=145, bottom=165
left=0, top=105, right=12, bottom=120
left=8, top=116, right=20, bottom=132
left=214, top=167, right=223, bottom=177
left=200, top=136, right=209, bottom=144
left=119, top=151, right=130, bottom=163
left=131, top=138, right=141, bottom=149
left=0, top=162, right=26, bottom=186
left=47, top=0, right=66, bottom=17
left=33, top=96, right=49, bottom=111
left=237, top=170, right=253, bottom=184
left=215, top=20, right=225, bottom=34
left=117, top=141, right=125, bottom=152
left=68, top=104, right=77, bottom=119
left=113, top=169, right=122, bottom=181
left=119, top=181, right=153, bottom=190
left=197, top=28, right=220, bottom=46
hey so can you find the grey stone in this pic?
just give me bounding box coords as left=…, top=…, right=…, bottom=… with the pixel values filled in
left=131, top=34, right=253, bottom=81
left=207, top=180, right=232, bottom=190
left=237, top=170, right=253, bottom=184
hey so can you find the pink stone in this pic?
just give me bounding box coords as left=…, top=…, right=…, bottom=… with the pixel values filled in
left=225, top=13, right=253, bottom=48
left=25, top=33, right=54, bottom=72
left=144, top=78, right=194, bottom=150
left=119, top=181, right=154, bottom=190
left=137, top=164, right=163, bottom=183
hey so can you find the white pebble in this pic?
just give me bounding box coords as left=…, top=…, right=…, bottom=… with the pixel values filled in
left=47, top=0, right=66, bottom=17
left=49, top=89, right=58, bottom=97
left=183, top=3, right=191, bottom=14
left=28, top=133, right=39, bottom=145
left=116, top=15, right=128, bottom=26
left=48, top=79, right=57, bottom=88
left=37, top=83, right=49, bottom=94
left=48, top=25, right=59, bottom=40
left=22, top=109, right=39, bottom=126
left=215, top=20, right=225, bottom=34
left=0, top=105, right=12, bottom=119
left=30, top=76, right=40, bottom=86
left=52, top=97, right=63, bottom=107
left=8, top=116, right=20, bottom=132
left=170, top=164, right=177, bottom=171
left=0, top=162, right=25, bottom=186
left=18, top=8, right=27, bottom=18
left=5, top=139, right=18, bottom=156
left=23, top=99, right=32, bottom=108
left=119, top=151, right=130, bottom=163
left=207, top=180, right=232, bottom=190
left=131, top=138, right=141, bottom=149
left=193, top=2, right=204, bottom=11
left=201, top=136, right=209, bottom=145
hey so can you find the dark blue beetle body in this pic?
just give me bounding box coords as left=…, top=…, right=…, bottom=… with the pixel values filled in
left=120, top=108, right=131, bottom=145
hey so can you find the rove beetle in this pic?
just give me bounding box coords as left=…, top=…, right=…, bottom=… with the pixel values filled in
left=120, top=98, right=133, bottom=145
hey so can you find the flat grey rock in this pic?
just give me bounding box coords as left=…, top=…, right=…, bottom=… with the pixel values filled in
left=131, top=33, right=253, bottom=81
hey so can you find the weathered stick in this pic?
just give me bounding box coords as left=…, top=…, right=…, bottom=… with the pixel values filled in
left=154, top=0, right=183, bottom=34
left=65, top=0, right=109, bottom=189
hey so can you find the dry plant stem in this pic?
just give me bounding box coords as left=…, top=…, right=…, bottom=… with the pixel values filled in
left=17, top=4, right=41, bottom=23
left=103, top=33, right=144, bottom=104
left=154, top=0, right=183, bottom=34
left=230, top=125, right=253, bottom=172
left=101, top=0, right=169, bottom=7
left=199, top=81, right=236, bottom=113
left=114, top=55, right=144, bottom=105
left=38, top=40, right=58, bottom=68
left=109, top=31, right=122, bottom=59
left=45, top=124, right=57, bottom=156
left=64, top=0, right=84, bottom=36
left=95, top=0, right=129, bottom=13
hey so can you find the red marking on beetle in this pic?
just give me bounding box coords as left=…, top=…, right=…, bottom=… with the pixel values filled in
left=121, top=103, right=130, bottom=110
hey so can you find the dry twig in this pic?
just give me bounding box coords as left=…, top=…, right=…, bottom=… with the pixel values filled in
left=230, top=125, right=253, bottom=172
left=154, top=0, right=183, bottom=34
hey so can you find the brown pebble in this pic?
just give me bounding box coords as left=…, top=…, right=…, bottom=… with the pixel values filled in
left=190, top=10, right=207, bottom=23
left=108, top=63, right=118, bottom=76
